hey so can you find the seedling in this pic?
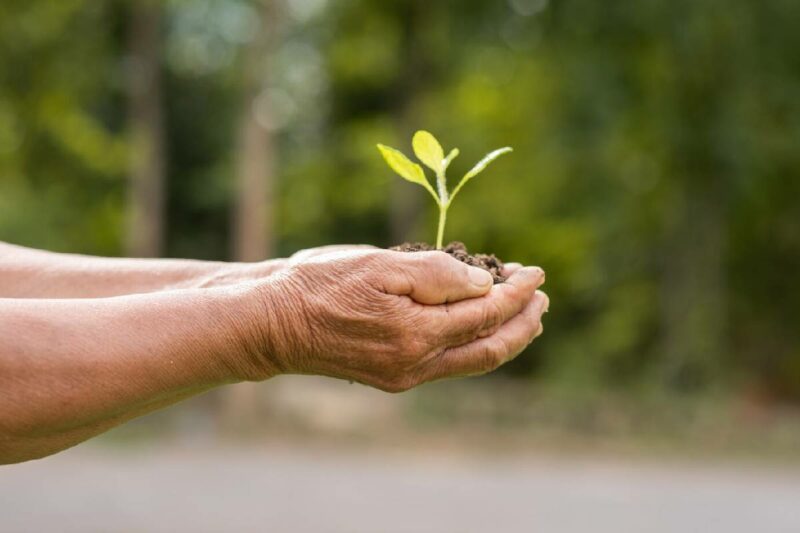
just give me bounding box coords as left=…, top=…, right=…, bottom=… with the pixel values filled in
left=377, top=131, right=512, bottom=249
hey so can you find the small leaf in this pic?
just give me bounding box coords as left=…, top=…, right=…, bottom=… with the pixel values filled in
left=463, top=147, right=513, bottom=181
left=449, top=146, right=513, bottom=203
left=377, top=144, right=440, bottom=203
left=412, top=130, right=445, bottom=174
left=377, top=144, right=426, bottom=183
left=443, top=148, right=460, bottom=171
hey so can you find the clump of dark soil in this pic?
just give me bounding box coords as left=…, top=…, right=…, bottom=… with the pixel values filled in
left=392, top=241, right=506, bottom=284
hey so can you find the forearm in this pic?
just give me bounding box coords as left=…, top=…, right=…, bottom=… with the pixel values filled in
left=0, top=241, right=286, bottom=298
left=0, top=286, right=269, bottom=463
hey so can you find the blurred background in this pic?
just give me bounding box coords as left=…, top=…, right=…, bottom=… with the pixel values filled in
left=1, top=0, right=800, bottom=531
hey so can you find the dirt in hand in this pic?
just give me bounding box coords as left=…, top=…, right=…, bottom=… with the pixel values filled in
left=392, top=241, right=506, bottom=284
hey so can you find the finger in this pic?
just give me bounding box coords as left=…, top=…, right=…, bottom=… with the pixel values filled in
left=502, top=262, right=524, bottom=277
left=477, top=266, right=544, bottom=337
left=381, top=251, right=494, bottom=305
left=423, top=290, right=549, bottom=382
left=430, top=266, right=545, bottom=346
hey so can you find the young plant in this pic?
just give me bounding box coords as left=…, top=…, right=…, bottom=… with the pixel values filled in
left=377, top=131, right=512, bottom=249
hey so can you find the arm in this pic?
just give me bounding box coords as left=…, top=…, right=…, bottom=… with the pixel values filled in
left=0, top=241, right=287, bottom=298
left=0, top=286, right=262, bottom=463
left=0, top=250, right=547, bottom=464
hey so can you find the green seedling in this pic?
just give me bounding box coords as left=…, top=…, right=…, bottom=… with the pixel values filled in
left=377, top=131, right=512, bottom=249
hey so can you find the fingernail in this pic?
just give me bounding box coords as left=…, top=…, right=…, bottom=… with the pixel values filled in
left=468, top=267, right=493, bottom=288
left=518, top=266, right=545, bottom=283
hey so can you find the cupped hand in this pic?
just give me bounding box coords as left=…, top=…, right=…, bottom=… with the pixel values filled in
left=245, top=249, right=547, bottom=392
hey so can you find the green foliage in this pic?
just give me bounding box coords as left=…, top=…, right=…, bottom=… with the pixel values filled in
left=450, top=147, right=513, bottom=202
left=375, top=143, right=437, bottom=201
left=411, top=130, right=444, bottom=175
left=0, top=0, right=125, bottom=254
left=378, top=131, right=511, bottom=249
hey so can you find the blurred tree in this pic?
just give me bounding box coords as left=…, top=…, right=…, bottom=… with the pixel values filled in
left=233, top=0, right=281, bottom=261
left=386, top=0, right=439, bottom=243
left=127, top=0, right=166, bottom=257
left=0, top=0, right=126, bottom=254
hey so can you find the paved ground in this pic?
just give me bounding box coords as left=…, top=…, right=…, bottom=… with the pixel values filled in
left=1, top=444, right=799, bottom=532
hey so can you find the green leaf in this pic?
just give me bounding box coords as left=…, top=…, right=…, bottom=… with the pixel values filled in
left=376, top=144, right=440, bottom=203
left=443, top=148, right=460, bottom=171
left=412, top=130, right=445, bottom=174
left=463, top=147, right=513, bottom=180
left=449, top=146, right=513, bottom=203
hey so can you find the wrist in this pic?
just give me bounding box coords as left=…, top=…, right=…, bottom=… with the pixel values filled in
left=214, top=276, right=295, bottom=382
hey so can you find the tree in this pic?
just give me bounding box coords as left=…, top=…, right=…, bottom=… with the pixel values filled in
left=233, top=0, right=281, bottom=262
left=127, top=0, right=166, bottom=258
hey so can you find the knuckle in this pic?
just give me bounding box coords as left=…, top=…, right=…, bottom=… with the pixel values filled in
left=483, top=339, right=508, bottom=370
left=418, top=251, right=454, bottom=273
left=429, top=250, right=452, bottom=266
left=485, top=299, right=505, bottom=328
left=393, top=328, right=431, bottom=361
left=471, top=346, right=494, bottom=375
left=464, top=308, right=486, bottom=336
left=505, top=283, right=526, bottom=304
left=471, top=298, right=504, bottom=334
left=399, top=316, right=434, bottom=353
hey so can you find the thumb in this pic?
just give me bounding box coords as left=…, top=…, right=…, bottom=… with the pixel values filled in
left=381, top=251, right=494, bottom=305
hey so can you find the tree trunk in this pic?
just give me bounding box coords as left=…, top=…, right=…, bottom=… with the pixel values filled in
left=126, top=0, right=166, bottom=258
left=234, top=107, right=275, bottom=261
left=232, top=1, right=281, bottom=262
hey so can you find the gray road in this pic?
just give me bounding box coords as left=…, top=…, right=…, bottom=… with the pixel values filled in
left=1, top=445, right=799, bottom=532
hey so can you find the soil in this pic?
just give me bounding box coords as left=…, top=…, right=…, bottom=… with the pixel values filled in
left=392, top=241, right=506, bottom=284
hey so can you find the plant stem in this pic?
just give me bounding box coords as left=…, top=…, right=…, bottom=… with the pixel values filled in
left=436, top=204, right=447, bottom=250
left=435, top=169, right=449, bottom=250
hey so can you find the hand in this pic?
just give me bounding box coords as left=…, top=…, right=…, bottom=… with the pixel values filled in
left=245, top=249, right=548, bottom=392
left=288, top=244, right=377, bottom=265
left=198, top=245, right=377, bottom=288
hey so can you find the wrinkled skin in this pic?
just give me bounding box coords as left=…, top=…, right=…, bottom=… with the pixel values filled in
left=248, top=249, right=548, bottom=392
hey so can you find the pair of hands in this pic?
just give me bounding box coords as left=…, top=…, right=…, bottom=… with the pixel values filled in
left=0, top=242, right=546, bottom=464
left=222, top=245, right=548, bottom=392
